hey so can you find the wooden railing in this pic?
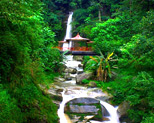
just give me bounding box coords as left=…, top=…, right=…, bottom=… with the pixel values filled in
left=55, top=46, right=93, bottom=51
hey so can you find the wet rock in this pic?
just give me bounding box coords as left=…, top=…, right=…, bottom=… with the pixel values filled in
left=78, top=64, right=83, bottom=68
left=48, top=90, right=62, bottom=102
left=64, top=90, right=76, bottom=95
left=69, top=105, right=99, bottom=114
left=64, top=68, right=69, bottom=73
left=65, top=98, right=104, bottom=122
left=101, top=105, right=110, bottom=117
left=77, top=70, right=84, bottom=74
left=107, top=87, right=112, bottom=90
left=52, top=100, right=61, bottom=106
left=102, top=117, right=110, bottom=121
left=65, top=67, right=77, bottom=74
left=70, top=68, right=77, bottom=74
left=73, top=56, right=83, bottom=61
left=117, top=101, right=131, bottom=123
left=64, top=73, right=72, bottom=80
left=88, top=81, right=97, bottom=87
left=61, top=64, right=67, bottom=72
left=54, top=77, right=66, bottom=82
left=76, top=71, right=93, bottom=84
left=96, top=96, right=112, bottom=103
left=47, top=85, right=63, bottom=103
left=69, top=98, right=100, bottom=104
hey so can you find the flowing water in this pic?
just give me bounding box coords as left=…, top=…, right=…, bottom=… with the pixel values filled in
left=57, top=12, right=119, bottom=123
left=57, top=55, right=119, bottom=123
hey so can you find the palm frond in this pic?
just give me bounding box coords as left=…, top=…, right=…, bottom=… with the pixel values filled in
left=89, top=56, right=98, bottom=63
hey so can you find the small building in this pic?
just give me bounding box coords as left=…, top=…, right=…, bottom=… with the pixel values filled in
left=57, top=33, right=93, bottom=51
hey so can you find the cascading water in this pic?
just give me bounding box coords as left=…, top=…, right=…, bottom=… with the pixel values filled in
left=57, top=12, right=119, bottom=123
left=63, top=12, right=73, bottom=51
left=57, top=55, right=120, bottom=123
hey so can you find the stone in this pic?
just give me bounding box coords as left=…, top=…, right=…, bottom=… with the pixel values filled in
left=117, top=101, right=131, bottom=123
left=52, top=100, right=61, bottom=106
left=78, top=64, right=83, bottom=68
left=102, top=117, right=110, bottom=121
left=117, top=101, right=130, bottom=117
left=76, top=71, right=93, bottom=84
left=70, top=68, right=77, bottom=74
left=77, top=70, right=84, bottom=74
left=64, top=98, right=104, bottom=122
left=64, top=73, right=72, bottom=80
left=107, top=87, right=112, bottom=90
left=88, top=81, right=97, bottom=87
left=48, top=90, right=62, bottom=102
left=64, top=68, right=69, bottom=73
left=73, top=56, right=83, bottom=61
left=61, top=64, right=67, bottom=72
left=54, top=77, right=66, bottom=82
left=96, top=96, right=112, bottom=103
left=101, top=105, right=110, bottom=117
left=65, top=67, right=77, bottom=74
left=69, top=98, right=100, bottom=105
left=69, top=105, right=99, bottom=114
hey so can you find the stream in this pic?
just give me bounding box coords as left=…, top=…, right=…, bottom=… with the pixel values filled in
left=56, top=55, right=119, bottom=123
left=55, top=12, right=120, bottom=123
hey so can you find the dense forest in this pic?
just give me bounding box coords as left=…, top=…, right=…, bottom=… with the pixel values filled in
left=0, top=0, right=154, bottom=123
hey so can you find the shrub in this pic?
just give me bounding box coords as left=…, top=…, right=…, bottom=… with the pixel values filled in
left=0, top=84, right=23, bottom=122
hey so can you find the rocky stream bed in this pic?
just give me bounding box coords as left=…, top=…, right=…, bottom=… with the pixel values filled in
left=42, top=55, right=130, bottom=123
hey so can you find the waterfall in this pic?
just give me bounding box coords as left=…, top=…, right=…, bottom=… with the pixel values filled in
left=63, top=12, right=73, bottom=51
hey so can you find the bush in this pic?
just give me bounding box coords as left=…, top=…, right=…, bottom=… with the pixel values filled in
left=141, top=114, right=154, bottom=123
left=0, top=84, right=23, bottom=122
left=13, top=83, right=59, bottom=123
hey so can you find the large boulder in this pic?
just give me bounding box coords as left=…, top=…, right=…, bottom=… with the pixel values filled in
left=68, top=105, right=99, bottom=114
left=117, top=101, right=131, bottom=123
left=47, top=86, right=63, bottom=106
left=76, top=71, right=93, bottom=84
left=69, top=98, right=100, bottom=105
left=65, top=98, right=104, bottom=122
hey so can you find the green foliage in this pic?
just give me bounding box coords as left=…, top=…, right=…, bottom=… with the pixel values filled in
left=91, top=16, right=133, bottom=54
left=0, top=0, right=60, bottom=122
left=141, top=114, right=154, bottom=123
left=13, top=83, right=59, bottom=122
left=103, top=71, right=154, bottom=123
left=0, top=84, right=23, bottom=122
left=82, top=79, right=90, bottom=84
left=40, top=48, right=62, bottom=72
left=84, top=51, right=117, bottom=82
left=126, top=72, right=154, bottom=122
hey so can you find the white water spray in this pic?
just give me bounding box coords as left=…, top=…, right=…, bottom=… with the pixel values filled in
left=63, top=12, right=73, bottom=51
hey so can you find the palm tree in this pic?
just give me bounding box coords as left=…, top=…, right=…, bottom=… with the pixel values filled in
left=87, top=51, right=118, bottom=82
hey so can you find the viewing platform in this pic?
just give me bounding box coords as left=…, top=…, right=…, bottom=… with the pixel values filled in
left=57, top=34, right=98, bottom=55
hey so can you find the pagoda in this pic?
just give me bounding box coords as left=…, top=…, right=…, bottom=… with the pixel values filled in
left=58, top=33, right=93, bottom=51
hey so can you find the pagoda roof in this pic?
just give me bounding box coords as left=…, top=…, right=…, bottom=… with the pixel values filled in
left=66, top=33, right=90, bottom=41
